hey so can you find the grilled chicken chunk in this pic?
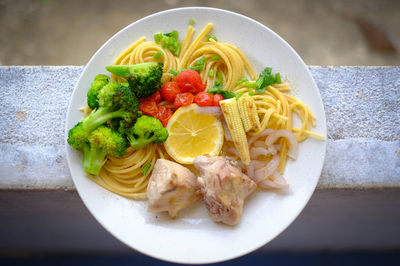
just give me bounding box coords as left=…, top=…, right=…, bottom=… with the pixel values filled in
left=147, top=159, right=200, bottom=217
left=194, top=156, right=257, bottom=226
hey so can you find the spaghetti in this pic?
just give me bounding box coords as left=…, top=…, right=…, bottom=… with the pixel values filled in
left=89, top=22, right=321, bottom=198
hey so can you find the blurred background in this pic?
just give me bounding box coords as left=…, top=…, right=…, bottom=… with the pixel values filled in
left=1, top=0, right=399, bottom=265
left=0, top=0, right=399, bottom=66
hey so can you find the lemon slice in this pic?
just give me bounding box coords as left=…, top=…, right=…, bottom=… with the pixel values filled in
left=165, top=104, right=224, bottom=164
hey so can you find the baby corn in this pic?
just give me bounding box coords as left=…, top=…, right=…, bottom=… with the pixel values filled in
left=220, top=98, right=250, bottom=165
left=237, top=95, right=261, bottom=132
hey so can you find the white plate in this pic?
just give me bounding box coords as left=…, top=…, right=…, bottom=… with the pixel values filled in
left=65, top=7, right=327, bottom=264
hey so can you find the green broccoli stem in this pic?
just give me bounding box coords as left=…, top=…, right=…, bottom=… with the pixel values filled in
left=127, top=135, right=150, bottom=149
left=83, top=144, right=108, bottom=175
left=82, top=108, right=130, bottom=133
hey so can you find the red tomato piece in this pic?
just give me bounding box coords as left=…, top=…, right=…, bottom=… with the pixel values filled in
left=161, top=81, right=181, bottom=102
left=155, top=105, right=173, bottom=127
left=146, top=90, right=162, bottom=103
left=173, top=92, right=194, bottom=109
left=176, top=70, right=207, bottom=94
left=139, top=99, right=158, bottom=116
left=194, top=92, right=213, bottom=107
left=212, top=94, right=224, bottom=106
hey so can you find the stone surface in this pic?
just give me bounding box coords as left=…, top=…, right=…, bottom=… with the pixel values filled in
left=0, top=66, right=399, bottom=190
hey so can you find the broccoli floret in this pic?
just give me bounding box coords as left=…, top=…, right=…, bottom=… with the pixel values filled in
left=81, top=81, right=139, bottom=133
left=87, top=74, right=109, bottom=109
left=106, top=62, right=164, bottom=98
left=67, top=121, right=87, bottom=150
left=83, top=126, right=127, bottom=175
left=68, top=124, right=127, bottom=175
left=125, top=115, right=168, bottom=149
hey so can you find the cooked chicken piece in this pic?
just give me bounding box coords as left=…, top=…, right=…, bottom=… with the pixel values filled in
left=147, top=159, right=200, bottom=218
left=194, top=156, right=257, bottom=226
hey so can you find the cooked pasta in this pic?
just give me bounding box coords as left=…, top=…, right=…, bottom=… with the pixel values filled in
left=90, top=22, right=321, bottom=199
left=88, top=144, right=166, bottom=199
left=225, top=83, right=324, bottom=174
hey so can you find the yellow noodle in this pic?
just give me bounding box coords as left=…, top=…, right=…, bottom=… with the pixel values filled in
left=85, top=23, right=322, bottom=199
left=231, top=83, right=322, bottom=173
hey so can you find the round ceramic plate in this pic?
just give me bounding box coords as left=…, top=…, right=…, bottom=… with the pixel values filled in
left=65, top=7, right=327, bottom=264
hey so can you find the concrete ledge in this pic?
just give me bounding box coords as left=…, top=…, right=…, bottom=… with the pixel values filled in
left=0, top=66, right=399, bottom=252
left=0, top=66, right=399, bottom=190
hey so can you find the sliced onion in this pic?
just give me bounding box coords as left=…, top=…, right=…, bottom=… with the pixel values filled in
left=253, top=141, right=266, bottom=147
left=248, top=128, right=274, bottom=147
left=251, top=160, right=266, bottom=170
left=227, top=147, right=239, bottom=158
left=265, top=129, right=298, bottom=159
left=250, top=147, right=276, bottom=159
left=195, top=106, right=222, bottom=117
left=258, top=179, right=289, bottom=190
left=246, top=161, right=255, bottom=179
left=271, top=171, right=289, bottom=188
left=222, top=119, right=233, bottom=142
left=274, top=144, right=281, bottom=152
left=253, top=154, right=280, bottom=183
left=258, top=170, right=289, bottom=190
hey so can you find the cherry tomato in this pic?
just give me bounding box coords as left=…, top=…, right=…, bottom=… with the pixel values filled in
left=139, top=99, right=158, bottom=116
left=212, top=94, right=224, bottom=106
left=194, top=92, right=213, bottom=106
left=146, top=90, right=162, bottom=103
left=176, top=70, right=207, bottom=94
left=155, top=105, right=173, bottom=127
left=173, top=92, right=194, bottom=109
left=161, top=81, right=181, bottom=102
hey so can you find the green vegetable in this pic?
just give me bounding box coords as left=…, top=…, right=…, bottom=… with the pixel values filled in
left=214, top=71, right=223, bottom=86
left=153, top=50, right=163, bottom=59
left=68, top=124, right=127, bottom=175
left=211, top=55, right=220, bottom=61
left=208, top=86, right=236, bottom=99
left=254, top=67, right=281, bottom=93
left=235, top=92, right=244, bottom=99
left=154, top=33, right=163, bottom=43
left=154, top=30, right=181, bottom=56
left=189, top=56, right=206, bottom=73
left=84, top=126, right=126, bottom=175
left=80, top=82, right=139, bottom=134
left=169, top=69, right=179, bottom=76
left=236, top=77, right=248, bottom=85
left=67, top=121, right=88, bottom=150
left=206, top=34, right=218, bottom=42
left=164, top=30, right=178, bottom=38
left=245, top=81, right=257, bottom=88
left=125, top=116, right=169, bottom=149
left=275, top=73, right=281, bottom=83
left=68, top=81, right=139, bottom=147
left=249, top=90, right=255, bottom=96
left=141, top=162, right=152, bottom=175
left=208, top=69, right=214, bottom=77
left=189, top=18, right=195, bottom=25
left=220, top=90, right=236, bottom=99
left=87, top=74, right=109, bottom=109
left=106, top=62, right=164, bottom=98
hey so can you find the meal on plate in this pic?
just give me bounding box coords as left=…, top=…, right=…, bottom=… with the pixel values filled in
left=68, top=20, right=323, bottom=225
